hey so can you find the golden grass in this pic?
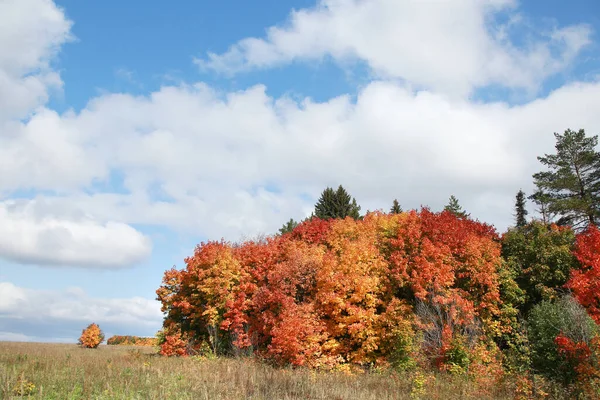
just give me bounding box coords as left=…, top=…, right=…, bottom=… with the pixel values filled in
left=0, top=342, right=514, bottom=399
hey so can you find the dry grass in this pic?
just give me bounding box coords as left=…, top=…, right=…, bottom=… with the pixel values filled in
left=0, top=342, right=514, bottom=399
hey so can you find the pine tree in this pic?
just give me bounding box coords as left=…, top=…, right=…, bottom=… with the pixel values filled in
left=314, top=185, right=361, bottom=220
left=532, top=129, right=600, bottom=229
left=444, top=195, right=469, bottom=218
left=390, top=199, right=403, bottom=214
left=515, top=190, right=528, bottom=227
left=278, top=218, right=299, bottom=235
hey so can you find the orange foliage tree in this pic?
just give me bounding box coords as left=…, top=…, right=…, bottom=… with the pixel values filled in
left=157, top=210, right=516, bottom=371
left=78, top=323, right=105, bottom=349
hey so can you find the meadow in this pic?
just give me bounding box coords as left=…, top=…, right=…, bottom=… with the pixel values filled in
left=0, top=341, right=517, bottom=400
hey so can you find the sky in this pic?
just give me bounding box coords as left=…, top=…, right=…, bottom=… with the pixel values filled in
left=1, top=0, right=600, bottom=343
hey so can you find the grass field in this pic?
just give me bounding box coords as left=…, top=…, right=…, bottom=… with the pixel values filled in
left=0, top=342, right=516, bottom=399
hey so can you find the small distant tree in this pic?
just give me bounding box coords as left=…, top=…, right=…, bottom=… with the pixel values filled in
left=444, top=195, right=469, bottom=218
left=78, top=323, right=105, bottom=349
left=390, top=199, right=403, bottom=214
left=515, top=190, right=528, bottom=227
left=314, top=185, right=361, bottom=220
left=278, top=218, right=299, bottom=235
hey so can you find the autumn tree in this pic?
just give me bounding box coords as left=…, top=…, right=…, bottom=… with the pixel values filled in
left=78, top=323, right=105, bottom=349
left=444, top=195, right=469, bottom=218
left=314, top=185, right=361, bottom=220
left=501, top=221, right=577, bottom=313
left=390, top=199, right=403, bottom=214
left=533, top=129, right=600, bottom=229
left=515, top=190, right=528, bottom=227
left=278, top=218, right=299, bottom=235
left=156, top=210, right=518, bottom=374
left=567, top=225, right=600, bottom=323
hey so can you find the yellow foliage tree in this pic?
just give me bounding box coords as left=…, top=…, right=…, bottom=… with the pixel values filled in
left=78, top=323, right=105, bottom=349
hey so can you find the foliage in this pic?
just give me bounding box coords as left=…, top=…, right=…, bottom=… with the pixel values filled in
left=106, top=335, right=157, bottom=346
left=501, top=221, right=577, bottom=313
left=528, top=190, right=556, bottom=226
left=526, top=296, right=598, bottom=385
left=278, top=218, right=299, bottom=235
left=443, top=195, right=469, bottom=218
left=157, top=210, right=515, bottom=373
left=532, top=128, right=600, bottom=229
left=314, top=185, right=361, bottom=220
left=390, top=199, right=403, bottom=214
left=78, top=323, right=105, bottom=349
left=568, top=224, right=600, bottom=323
left=514, top=190, right=528, bottom=227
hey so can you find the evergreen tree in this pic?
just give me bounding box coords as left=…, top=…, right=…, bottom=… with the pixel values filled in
left=532, top=128, right=600, bottom=229
left=515, top=190, right=528, bottom=227
left=444, top=195, right=469, bottom=218
left=278, top=218, right=299, bottom=235
left=314, top=185, right=361, bottom=220
left=390, top=199, right=403, bottom=214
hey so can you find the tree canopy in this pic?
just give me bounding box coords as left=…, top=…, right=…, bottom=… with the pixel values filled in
left=314, top=185, right=361, bottom=220
left=532, top=128, right=600, bottom=229
left=514, top=190, right=528, bottom=227
left=444, top=195, right=469, bottom=218
left=390, top=199, right=402, bottom=214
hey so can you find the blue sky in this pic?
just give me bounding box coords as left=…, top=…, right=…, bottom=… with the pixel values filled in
left=1, top=0, right=600, bottom=342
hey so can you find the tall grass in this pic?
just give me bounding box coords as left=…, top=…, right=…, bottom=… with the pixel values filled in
left=0, top=342, right=514, bottom=399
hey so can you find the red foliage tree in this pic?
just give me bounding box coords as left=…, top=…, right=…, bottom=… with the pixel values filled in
left=156, top=210, right=512, bottom=371
left=567, top=225, right=600, bottom=323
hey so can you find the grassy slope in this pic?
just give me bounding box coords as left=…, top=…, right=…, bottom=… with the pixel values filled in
left=0, top=342, right=512, bottom=399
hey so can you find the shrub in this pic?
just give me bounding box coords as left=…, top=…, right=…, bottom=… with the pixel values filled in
left=78, top=323, right=105, bottom=349
left=106, top=335, right=157, bottom=346
left=526, top=295, right=598, bottom=384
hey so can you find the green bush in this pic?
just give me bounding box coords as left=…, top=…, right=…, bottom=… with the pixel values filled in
left=526, top=295, right=598, bottom=384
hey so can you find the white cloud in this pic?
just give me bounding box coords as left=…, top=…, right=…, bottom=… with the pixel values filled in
left=0, top=199, right=151, bottom=268
left=0, top=0, right=598, bottom=268
left=0, top=0, right=72, bottom=122
left=0, top=282, right=162, bottom=341
left=0, top=79, right=595, bottom=239
left=0, top=108, right=108, bottom=193
left=196, top=0, right=592, bottom=97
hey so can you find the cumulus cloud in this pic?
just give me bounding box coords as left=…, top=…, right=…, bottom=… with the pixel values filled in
left=0, top=282, right=162, bottom=342
left=0, top=0, right=72, bottom=122
left=0, top=199, right=151, bottom=268
left=0, top=0, right=598, bottom=268
left=0, top=79, right=595, bottom=239
left=196, top=0, right=592, bottom=97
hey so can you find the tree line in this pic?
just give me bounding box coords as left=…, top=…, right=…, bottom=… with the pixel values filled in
left=280, top=128, right=600, bottom=234
left=155, top=128, right=600, bottom=397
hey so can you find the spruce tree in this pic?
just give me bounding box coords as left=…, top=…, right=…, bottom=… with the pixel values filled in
left=515, top=190, right=528, bottom=227
left=314, top=185, right=361, bottom=220
left=532, top=129, right=600, bottom=229
left=444, top=195, right=469, bottom=218
left=390, top=199, right=403, bottom=214
left=278, top=218, right=298, bottom=235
